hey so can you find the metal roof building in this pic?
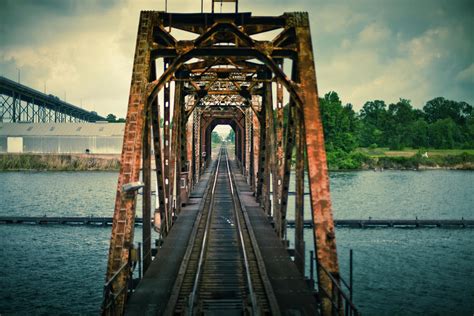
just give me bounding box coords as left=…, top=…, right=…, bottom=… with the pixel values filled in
left=0, top=122, right=125, bottom=154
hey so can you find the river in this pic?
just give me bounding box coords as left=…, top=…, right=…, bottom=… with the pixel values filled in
left=0, top=170, right=473, bottom=315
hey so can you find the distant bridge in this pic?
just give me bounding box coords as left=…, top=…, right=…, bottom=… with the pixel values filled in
left=0, top=76, right=105, bottom=123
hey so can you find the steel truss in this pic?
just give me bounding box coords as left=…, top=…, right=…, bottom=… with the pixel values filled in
left=0, top=76, right=104, bottom=122
left=104, top=10, right=341, bottom=315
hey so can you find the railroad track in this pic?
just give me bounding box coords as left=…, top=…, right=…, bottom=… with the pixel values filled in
left=165, top=146, right=275, bottom=315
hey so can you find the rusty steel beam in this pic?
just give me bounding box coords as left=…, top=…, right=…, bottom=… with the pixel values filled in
left=105, top=10, right=341, bottom=315
left=293, top=12, right=341, bottom=315
left=193, top=109, right=201, bottom=183
left=261, top=82, right=273, bottom=215
left=294, top=105, right=305, bottom=275
left=163, top=59, right=172, bottom=227
left=278, top=59, right=298, bottom=240
left=255, top=94, right=266, bottom=202
left=151, top=96, right=168, bottom=235
left=104, top=11, right=155, bottom=315
left=273, top=59, right=284, bottom=239
left=142, top=105, right=152, bottom=273
left=249, top=109, right=256, bottom=191
left=170, top=81, right=184, bottom=214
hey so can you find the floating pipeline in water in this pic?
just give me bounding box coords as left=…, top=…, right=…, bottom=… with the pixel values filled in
left=1, top=216, right=473, bottom=228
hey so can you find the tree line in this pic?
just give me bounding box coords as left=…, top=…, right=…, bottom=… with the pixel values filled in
left=319, top=92, right=473, bottom=152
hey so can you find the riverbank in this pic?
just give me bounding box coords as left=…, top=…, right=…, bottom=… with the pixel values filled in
left=1, top=151, right=473, bottom=171
left=0, top=154, right=120, bottom=171
left=326, top=150, right=474, bottom=171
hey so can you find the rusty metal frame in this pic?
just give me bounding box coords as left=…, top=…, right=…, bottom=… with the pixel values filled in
left=105, top=10, right=340, bottom=316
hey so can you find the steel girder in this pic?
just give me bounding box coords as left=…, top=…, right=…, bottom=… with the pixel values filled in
left=104, top=10, right=340, bottom=316
left=0, top=76, right=104, bottom=122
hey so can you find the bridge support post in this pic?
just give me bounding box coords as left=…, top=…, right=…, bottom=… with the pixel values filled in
left=104, top=11, right=155, bottom=315
left=255, top=91, right=266, bottom=205
left=262, top=82, right=274, bottom=216
left=163, top=59, right=172, bottom=228
left=293, top=12, right=341, bottom=315
left=171, top=80, right=185, bottom=214
left=142, top=105, right=152, bottom=273
left=294, top=104, right=305, bottom=275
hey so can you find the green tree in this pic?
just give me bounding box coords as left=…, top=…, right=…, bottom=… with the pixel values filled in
left=319, top=91, right=359, bottom=152
left=211, top=131, right=222, bottom=144
left=226, top=129, right=235, bottom=143
left=423, top=97, right=473, bottom=125
left=386, top=99, right=416, bottom=149
left=408, top=119, right=429, bottom=148
left=428, top=118, right=459, bottom=148
left=106, top=113, right=117, bottom=122
left=358, top=100, right=388, bottom=147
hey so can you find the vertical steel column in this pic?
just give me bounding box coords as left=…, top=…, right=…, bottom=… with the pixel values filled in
left=170, top=81, right=184, bottom=214
left=293, top=12, right=340, bottom=315
left=255, top=95, right=266, bottom=202
left=262, top=81, right=274, bottom=215
left=104, top=11, right=154, bottom=314
left=186, top=110, right=193, bottom=189
left=142, top=105, right=152, bottom=273
left=163, top=58, right=172, bottom=228
left=273, top=59, right=285, bottom=238
left=294, top=105, right=305, bottom=275
left=192, top=109, right=200, bottom=184
left=12, top=93, right=17, bottom=122
left=245, top=108, right=252, bottom=180
left=179, top=99, right=188, bottom=194
left=249, top=109, right=256, bottom=190
left=151, top=96, right=169, bottom=235
left=278, top=61, right=298, bottom=241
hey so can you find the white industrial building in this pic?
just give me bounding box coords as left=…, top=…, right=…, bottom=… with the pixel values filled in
left=0, top=122, right=125, bottom=154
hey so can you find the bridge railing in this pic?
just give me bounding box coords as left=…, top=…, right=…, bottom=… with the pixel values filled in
left=101, top=261, right=129, bottom=314
left=101, top=244, right=141, bottom=315
left=310, top=250, right=360, bottom=316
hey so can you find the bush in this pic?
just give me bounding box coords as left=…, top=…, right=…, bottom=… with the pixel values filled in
left=326, top=150, right=370, bottom=170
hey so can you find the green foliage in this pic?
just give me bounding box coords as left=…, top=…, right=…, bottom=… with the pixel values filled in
left=211, top=131, right=222, bottom=144
left=319, top=91, right=359, bottom=152
left=326, top=150, right=370, bottom=170
left=356, top=96, right=473, bottom=150
left=106, top=113, right=125, bottom=123
left=226, top=129, right=235, bottom=143
left=106, top=113, right=117, bottom=122
left=317, top=92, right=473, bottom=170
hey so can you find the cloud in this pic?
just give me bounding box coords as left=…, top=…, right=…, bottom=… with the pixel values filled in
left=1, top=0, right=473, bottom=117
left=456, top=63, right=474, bottom=84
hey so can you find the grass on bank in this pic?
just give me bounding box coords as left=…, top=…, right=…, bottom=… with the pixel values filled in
left=356, top=147, right=474, bottom=158
left=0, top=154, right=120, bottom=171
left=326, top=148, right=474, bottom=171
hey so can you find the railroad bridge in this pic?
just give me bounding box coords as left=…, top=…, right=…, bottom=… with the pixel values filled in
left=103, top=3, right=356, bottom=315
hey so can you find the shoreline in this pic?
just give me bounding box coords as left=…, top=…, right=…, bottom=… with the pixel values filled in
left=0, top=153, right=121, bottom=171
left=0, top=153, right=473, bottom=172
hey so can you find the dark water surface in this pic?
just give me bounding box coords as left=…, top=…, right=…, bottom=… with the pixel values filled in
left=1, top=170, right=473, bottom=315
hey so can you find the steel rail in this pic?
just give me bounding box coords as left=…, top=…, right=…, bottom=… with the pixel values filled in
left=187, top=147, right=223, bottom=314
left=227, top=155, right=281, bottom=315
left=224, top=146, right=260, bottom=315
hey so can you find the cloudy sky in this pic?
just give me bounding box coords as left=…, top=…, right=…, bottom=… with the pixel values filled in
left=1, top=0, right=473, bottom=118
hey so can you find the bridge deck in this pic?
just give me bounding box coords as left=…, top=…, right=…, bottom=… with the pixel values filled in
left=125, top=154, right=318, bottom=315
left=125, top=161, right=216, bottom=315
left=230, top=160, right=319, bottom=314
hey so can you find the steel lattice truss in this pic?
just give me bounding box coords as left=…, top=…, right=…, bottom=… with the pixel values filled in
left=0, top=76, right=104, bottom=123
left=104, top=9, right=341, bottom=315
